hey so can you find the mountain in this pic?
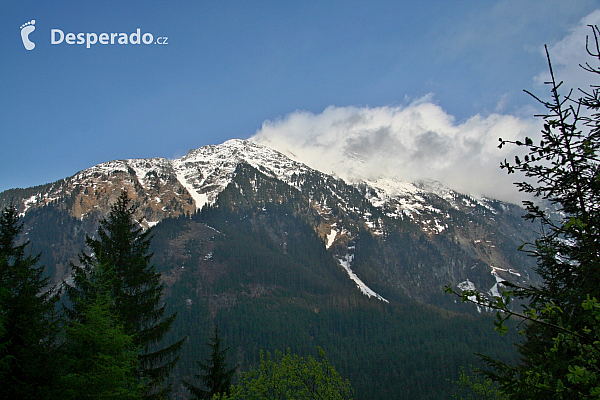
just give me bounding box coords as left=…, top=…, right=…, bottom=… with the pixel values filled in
left=0, top=139, right=536, bottom=304
left=0, top=139, right=536, bottom=399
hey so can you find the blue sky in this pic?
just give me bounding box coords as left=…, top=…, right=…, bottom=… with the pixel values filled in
left=2, top=0, right=599, bottom=195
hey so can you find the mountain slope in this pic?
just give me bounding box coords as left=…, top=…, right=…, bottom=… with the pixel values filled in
left=0, top=138, right=536, bottom=303
left=146, top=165, right=521, bottom=399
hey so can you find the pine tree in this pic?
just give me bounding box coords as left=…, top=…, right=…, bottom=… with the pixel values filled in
left=62, top=261, right=143, bottom=399
left=67, top=191, right=185, bottom=399
left=0, top=204, right=61, bottom=400
left=447, top=25, right=600, bottom=399
left=184, top=324, right=238, bottom=400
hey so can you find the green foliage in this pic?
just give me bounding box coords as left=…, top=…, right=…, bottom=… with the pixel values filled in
left=61, top=270, right=143, bottom=400
left=448, top=25, right=600, bottom=399
left=184, top=324, right=238, bottom=399
left=219, top=348, right=353, bottom=400
left=66, top=191, right=185, bottom=398
left=452, top=367, right=507, bottom=400
left=0, top=204, right=61, bottom=400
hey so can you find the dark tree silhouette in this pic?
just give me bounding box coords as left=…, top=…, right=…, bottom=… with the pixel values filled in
left=0, top=204, right=61, bottom=400
left=184, top=324, right=238, bottom=400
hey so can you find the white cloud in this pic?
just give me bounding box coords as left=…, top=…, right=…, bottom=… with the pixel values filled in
left=251, top=101, right=539, bottom=203
left=534, top=9, right=600, bottom=92
left=251, top=10, right=600, bottom=204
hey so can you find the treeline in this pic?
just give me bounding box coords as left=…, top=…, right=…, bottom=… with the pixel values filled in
left=164, top=283, right=519, bottom=399
left=152, top=186, right=520, bottom=399
left=0, top=192, right=185, bottom=399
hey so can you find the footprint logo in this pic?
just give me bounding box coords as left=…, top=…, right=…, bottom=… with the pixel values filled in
left=20, top=20, right=36, bottom=50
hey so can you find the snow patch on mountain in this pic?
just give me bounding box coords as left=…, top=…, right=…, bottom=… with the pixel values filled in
left=175, top=169, right=209, bottom=209
left=21, top=195, right=38, bottom=216
left=457, top=279, right=483, bottom=312
left=326, top=226, right=337, bottom=249
left=338, top=252, right=388, bottom=302
left=489, top=267, right=505, bottom=298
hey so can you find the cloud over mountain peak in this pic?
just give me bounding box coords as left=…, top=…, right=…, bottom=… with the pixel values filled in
left=252, top=101, right=538, bottom=202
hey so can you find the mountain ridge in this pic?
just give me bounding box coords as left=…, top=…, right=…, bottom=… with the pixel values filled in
left=0, top=138, right=537, bottom=305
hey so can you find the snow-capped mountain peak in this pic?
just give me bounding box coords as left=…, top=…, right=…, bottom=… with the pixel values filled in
left=172, top=139, right=315, bottom=209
